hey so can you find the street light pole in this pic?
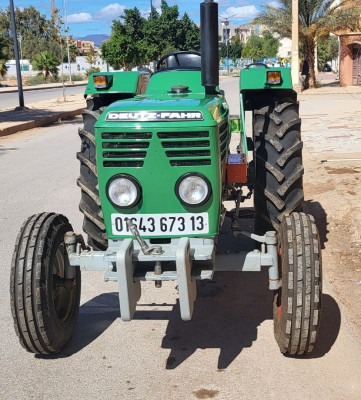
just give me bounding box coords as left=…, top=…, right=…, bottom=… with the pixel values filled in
left=64, top=0, right=72, bottom=83
left=9, top=0, right=25, bottom=109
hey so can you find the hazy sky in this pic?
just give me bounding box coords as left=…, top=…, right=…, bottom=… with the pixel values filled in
left=10, top=1, right=279, bottom=37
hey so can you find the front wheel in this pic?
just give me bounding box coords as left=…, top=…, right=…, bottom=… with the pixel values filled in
left=10, top=213, right=81, bottom=354
left=274, top=212, right=322, bottom=355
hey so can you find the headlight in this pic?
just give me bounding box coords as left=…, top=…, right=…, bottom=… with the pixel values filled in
left=175, top=173, right=211, bottom=206
left=107, top=175, right=141, bottom=208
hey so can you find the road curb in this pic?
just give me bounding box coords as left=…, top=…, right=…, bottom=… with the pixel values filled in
left=0, top=81, right=87, bottom=94
left=0, top=108, right=84, bottom=137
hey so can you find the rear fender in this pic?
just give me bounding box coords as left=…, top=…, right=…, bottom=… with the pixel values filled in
left=84, top=71, right=151, bottom=98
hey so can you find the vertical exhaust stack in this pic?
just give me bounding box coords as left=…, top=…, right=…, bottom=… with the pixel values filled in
left=200, top=0, right=219, bottom=95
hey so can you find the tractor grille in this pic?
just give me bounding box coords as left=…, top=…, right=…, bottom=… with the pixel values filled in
left=101, top=132, right=152, bottom=168
left=158, top=131, right=211, bottom=167
left=219, top=120, right=229, bottom=163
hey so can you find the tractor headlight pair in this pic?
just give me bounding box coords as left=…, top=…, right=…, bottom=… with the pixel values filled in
left=107, top=173, right=211, bottom=208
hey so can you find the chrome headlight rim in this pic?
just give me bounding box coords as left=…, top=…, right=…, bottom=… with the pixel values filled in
left=175, top=172, right=212, bottom=207
left=106, top=174, right=142, bottom=209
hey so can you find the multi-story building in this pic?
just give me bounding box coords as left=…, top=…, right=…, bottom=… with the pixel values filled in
left=218, top=20, right=238, bottom=44
left=237, top=26, right=253, bottom=44
left=218, top=22, right=256, bottom=45
left=73, top=40, right=95, bottom=55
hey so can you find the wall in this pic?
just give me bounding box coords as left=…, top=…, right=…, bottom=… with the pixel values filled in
left=339, top=35, right=361, bottom=86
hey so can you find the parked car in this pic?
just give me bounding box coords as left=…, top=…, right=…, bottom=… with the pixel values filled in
left=321, top=63, right=332, bottom=72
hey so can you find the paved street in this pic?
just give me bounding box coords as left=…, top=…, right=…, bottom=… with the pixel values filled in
left=0, top=79, right=361, bottom=399
left=299, top=93, right=361, bottom=155
left=0, top=85, right=85, bottom=110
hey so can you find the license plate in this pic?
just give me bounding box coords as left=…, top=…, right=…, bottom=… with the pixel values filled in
left=111, top=213, right=209, bottom=236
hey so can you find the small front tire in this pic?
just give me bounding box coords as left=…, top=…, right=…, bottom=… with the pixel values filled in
left=10, top=213, right=81, bottom=355
left=274, top=212, right=322, bottom=355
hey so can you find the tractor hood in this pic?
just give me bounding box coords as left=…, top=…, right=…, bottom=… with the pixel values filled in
left=95, top=71, right=227, bottom=129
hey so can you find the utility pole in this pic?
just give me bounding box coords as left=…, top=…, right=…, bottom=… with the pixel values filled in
left=9, top=0, right=25, bottom=109
left=291, top=0, right=299, bottom=86
left=64, top=0, right=72, bottom=83
left=219, top=14, right=238, bottom=75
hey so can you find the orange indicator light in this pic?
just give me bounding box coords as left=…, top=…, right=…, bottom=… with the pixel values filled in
left=267, top=71, right=281, bottom=85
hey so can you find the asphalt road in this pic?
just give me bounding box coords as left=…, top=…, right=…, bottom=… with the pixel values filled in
left=0, top=85, right=85, bottom=110
left=0, top=79, right=360, bottom=399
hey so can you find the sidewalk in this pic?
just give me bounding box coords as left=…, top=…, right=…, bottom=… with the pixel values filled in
left=0, top=92, right=86, bottom=136
left=0, top=80, right=87, bottom=93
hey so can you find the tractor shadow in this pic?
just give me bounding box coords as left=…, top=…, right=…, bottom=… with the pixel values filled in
left=161, top=271, right=271, bottom=369
left=161, top=282, right=340, bottom=369
left=39, top=283, right=340, bottom=361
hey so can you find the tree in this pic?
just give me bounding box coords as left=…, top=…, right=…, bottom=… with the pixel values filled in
left=261, top=30, right=279, bottom=58
left=176, top=13, right=200, bottom=52
left=241, top=30, right=279, bottom=60
left=317, top=35, right=338, bottom=69
left=254, top=0, right=361, bottom=88
left=32, top=51, right=59, bottom=80
left=229, top=35, right=243, bottom=59
left=0, top=6, right=62, bottom=62
left=101, top=8, right=147, bottom=70
left=242, top=35, right=264, bottom=59
left=0, top=35, right=8, bottom=77
left=219, top=43, right=227, bottom=59
left=101, top=1, right=200, bottom=70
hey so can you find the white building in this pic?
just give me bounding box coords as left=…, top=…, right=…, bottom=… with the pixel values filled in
left=59, top=56, right=112, bottom=76
left=277, top=38, right=292, bottom=59
left=219, top=20, right=239, bottom=44
left=5, top=59, right=33, bottom=76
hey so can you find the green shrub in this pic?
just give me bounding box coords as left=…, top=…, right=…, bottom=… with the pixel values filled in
left=86, top=67, right=101, bottom=77
left=25, top=74, right=46, bottom=85
left=71, top=73, right=85, bottom=81
left=25, top=73, right=60, bottom=85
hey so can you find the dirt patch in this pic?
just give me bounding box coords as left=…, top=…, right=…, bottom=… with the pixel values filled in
left=324, top=166, right=360, bottom=174
left=193, top=389, right=219, bottom=399
left=304, top=151, right=361, bottom=342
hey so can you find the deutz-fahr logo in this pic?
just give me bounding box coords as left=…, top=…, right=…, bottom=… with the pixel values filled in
left=105, top=111, right=204, bottom=122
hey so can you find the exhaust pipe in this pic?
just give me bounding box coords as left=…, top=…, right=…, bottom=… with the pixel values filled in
left=200, top=0, right=219, bottom=94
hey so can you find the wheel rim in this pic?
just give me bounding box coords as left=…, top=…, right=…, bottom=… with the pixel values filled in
left=52, top=243, right=76, bottom=322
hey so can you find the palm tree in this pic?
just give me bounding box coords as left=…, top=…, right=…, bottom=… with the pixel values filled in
left=253, top=0, right=361, bottom=88
left=32, top=51, right=60, bottom=80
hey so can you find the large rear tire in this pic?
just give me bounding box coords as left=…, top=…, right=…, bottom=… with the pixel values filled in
left=274, top=212, right=322, bottom=355
left=10, top=213, right=81, bottom=354
left=253, top=95, right=304, bottom=233
left=77, top=96, right=108, bottom=250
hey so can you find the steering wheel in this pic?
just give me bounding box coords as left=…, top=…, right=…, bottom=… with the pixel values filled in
left=156, top=51, right=201, bottom=72
left=245, top=63, right=269, bottom=69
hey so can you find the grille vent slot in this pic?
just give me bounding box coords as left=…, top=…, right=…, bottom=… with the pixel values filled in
left=159, top=131, right=211, bottom=167
left=158, top=131, right=209, bottom=139
left=101, top=131, right=152, bottom=168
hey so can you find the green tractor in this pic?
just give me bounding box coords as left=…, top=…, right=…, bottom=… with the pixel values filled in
left=10, top=0, right=321, bottom=356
